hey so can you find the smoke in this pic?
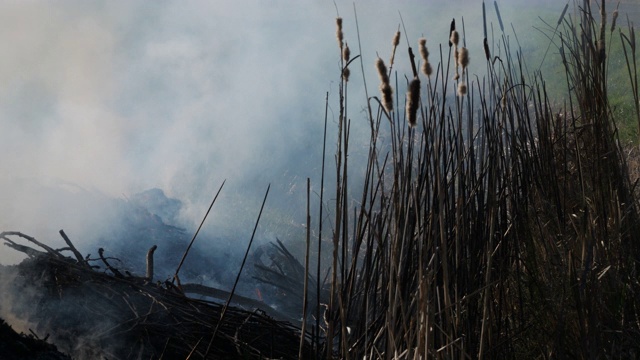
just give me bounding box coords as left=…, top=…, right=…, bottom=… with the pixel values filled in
left=0, top=1, right=589, bottom=357
left=0, top=1, right=563, bottom=258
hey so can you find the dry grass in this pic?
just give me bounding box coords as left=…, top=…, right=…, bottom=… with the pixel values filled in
left=295, top=1, right=640, bottom=359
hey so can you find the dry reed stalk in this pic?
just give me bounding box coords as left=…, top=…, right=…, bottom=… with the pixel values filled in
left=298, top=178, right=311, bottom=360
left=314, top=3, right=640, bottom=358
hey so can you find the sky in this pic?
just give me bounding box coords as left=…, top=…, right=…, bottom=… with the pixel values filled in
left=0, top=0, right=576, bottom=264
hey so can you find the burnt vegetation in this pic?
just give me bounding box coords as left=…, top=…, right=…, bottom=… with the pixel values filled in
left=2, top=1, right=640, bottom=359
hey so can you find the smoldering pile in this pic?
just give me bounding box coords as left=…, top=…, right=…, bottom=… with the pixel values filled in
left=0, top=316, right=71, bottom=360
left=0, top=230, right=313, bottom=359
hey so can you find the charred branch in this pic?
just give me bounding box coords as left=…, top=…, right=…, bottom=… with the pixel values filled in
left=58, top=230, right=87, bottom=267
left=98, top=248, right=125, bottom=278
left=145, top=244, right=157, bottom=281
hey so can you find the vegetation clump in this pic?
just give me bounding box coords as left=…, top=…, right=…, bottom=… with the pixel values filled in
left=302, top=1, right=640, bottom=358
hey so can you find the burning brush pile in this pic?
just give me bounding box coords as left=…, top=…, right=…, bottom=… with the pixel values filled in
left=0, top=229, right=313, bottom=359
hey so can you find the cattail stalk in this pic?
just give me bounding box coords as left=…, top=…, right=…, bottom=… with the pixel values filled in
left=494, top=1, right=504, bottom=32
left=611, top=8, right=619, bottom=33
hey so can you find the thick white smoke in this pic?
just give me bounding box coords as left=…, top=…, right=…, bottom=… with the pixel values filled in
left=0, top=1, right=564, bottom=263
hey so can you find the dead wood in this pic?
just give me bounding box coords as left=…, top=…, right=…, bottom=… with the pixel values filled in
left=0, top=231, right=313, bottom=359
left=181, top=283, right=298, bottom=325
left=145, top=244, right=157, bottom=281
left=0, top=231, right=64, bottom=258
left=58, top=230, right=87, bottom=267
left=98, top=247, right=125, bottom=278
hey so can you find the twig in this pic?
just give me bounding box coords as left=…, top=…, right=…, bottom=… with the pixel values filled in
left=58, top=229, right=87, bottom=266
left=0, top=231, right=64, bottom=258
left=205, top=184, right=271, bottom=357
left=299, top=178, right=312, bottom=360
left=173, top=179, right=226, bottom=283
left=99, top=248, right=125, bottom=278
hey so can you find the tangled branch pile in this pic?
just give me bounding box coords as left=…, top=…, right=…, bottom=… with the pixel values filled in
left=0, top=231, right=311, bottom=360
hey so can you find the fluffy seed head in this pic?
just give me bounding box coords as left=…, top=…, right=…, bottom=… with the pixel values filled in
left=457, top=81, right=467, bottom=96
left=376, top=57, right=393, bottom=113
left=342, top=67, right=350, bottom=82
left=392, top=31, right=401, bottom=47
left=336, top=17, right=344, bottom=48
left=406, top=78, right=421, bottom=127
left=343, top=43, right=350, bottom=62
left=450, top=30, right=459, bottom=46
left=457, top=47, right=470, bottom=69
left=376, top=57, right=390, bottom=85
left=380, top=83, right=394, bottom=113
left=421, top=61, right=433, bottom=77
left=418, top=38, right=429, bottom=60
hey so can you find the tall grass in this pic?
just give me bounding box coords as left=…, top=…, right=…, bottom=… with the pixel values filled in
left=299, top=1, right=640, bottom=358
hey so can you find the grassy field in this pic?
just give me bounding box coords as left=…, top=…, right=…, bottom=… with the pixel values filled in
left=273, top=1, right=640, bottom=358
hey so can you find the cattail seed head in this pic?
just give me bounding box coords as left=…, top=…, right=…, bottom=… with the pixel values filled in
left=597, top=39, right=606, bottom=64
left=457, top=81, right=467, bottom=96
left=450, top=30, right=459, bottom=46
left=611, top=9, right=619, bottom=33
left=343, top=43, right=350, bottom=62
left=392, top=31, right=401, bottom=47
left=336, top=17, right=344, bottom=48
left=418, top=38, right=429, bottom=60
left=406, top=78, right=421, bottom=127
left=457, top=47, right=470, bottom=69
left=421, top=61, right=433, bottom=77
left=342, top=67, right=350, bottom=82
left=380, top=83, right=394, bottom=113
left=376, top=57, right=393, bottom=113
left=599, top=9, right=607, bottom=43
left=449, top=19, right=456, bottom=47
left=483, top=38, right=491, bottom=61
left=376, top=57, right=390, bottom=85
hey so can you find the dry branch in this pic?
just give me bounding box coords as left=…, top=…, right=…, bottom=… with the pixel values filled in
left=0, top=231, right=312, bottom=359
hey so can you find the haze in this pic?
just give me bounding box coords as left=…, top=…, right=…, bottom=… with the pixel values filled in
left=0, top=1, right=566, bottom=264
